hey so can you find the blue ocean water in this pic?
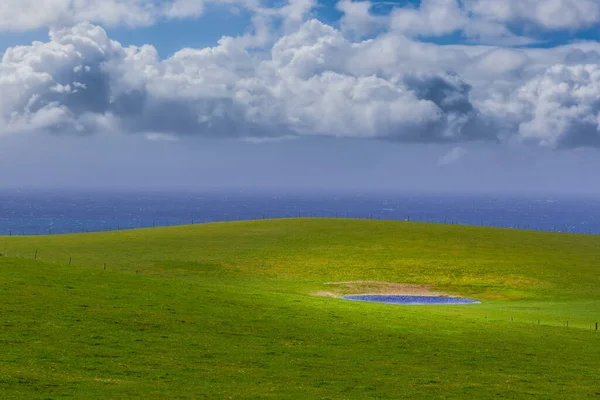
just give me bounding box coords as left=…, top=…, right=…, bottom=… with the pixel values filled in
left=1, top=189, right=600, bottom=236
left=341, top=295, right=480, bottom=305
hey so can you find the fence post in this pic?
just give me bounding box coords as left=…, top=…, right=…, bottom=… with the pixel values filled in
left=34, top=250, right=37, bottom=260
left=69, top=256, right=72, bottom=265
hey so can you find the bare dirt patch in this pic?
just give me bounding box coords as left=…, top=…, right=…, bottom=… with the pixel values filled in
left=311, top=291, right=339, bottom=298
left=311, top=281, right=451, bottom=298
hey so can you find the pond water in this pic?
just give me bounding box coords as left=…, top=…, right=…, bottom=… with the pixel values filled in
left=341, top=295, right=480, bottom=305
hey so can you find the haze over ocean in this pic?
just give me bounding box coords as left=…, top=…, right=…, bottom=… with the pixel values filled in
left=1, top=190, right=599, bottom=236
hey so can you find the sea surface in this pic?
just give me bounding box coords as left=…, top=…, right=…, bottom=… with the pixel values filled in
left=1, top=189, right=600, bottom=236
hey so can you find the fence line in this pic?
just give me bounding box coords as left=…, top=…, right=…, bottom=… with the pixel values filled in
left=4, top=245, right=600, bottom=332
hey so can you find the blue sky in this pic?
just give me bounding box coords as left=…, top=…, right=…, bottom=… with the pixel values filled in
left=0, top=5, right=252, bottom=56
left=108, top=6, right=254, bottom=57
left=5, top=0, right=597, bottom=57
left=1, top=0, right=600, bottom=193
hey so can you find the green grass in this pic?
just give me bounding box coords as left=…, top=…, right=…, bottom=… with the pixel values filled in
left=0, top=219, right=599, bottom=399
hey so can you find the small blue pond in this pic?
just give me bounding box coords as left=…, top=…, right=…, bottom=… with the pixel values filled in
left=341, top=295, right=480, bottom=305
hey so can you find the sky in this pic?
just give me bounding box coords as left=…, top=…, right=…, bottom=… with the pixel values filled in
left=1, top=0, right=600, bottom=194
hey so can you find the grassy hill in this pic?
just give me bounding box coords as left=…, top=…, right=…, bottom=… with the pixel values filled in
left=1, top=219, right=599, bottom=399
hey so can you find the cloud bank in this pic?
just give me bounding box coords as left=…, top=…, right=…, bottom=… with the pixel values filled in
left=0, top=0, right=213, bottom=31
left=2, top=1, right=600, bottom=149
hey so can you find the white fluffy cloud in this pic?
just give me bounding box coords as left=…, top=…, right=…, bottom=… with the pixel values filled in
left=336, top=0, right=600, bottom=45
left=0, top=0, right=164, bottom=30
left=338, top=0, right=537, bottom=46
left=3, top=0, right=600, bottom=42
left=0, top=20, right=493, bottom=143
left=0, top=0, right=317, bottom=33
left=0, top=0, right=272, bottom=31
left=390, top=0, right=467, bottom=37
left=337, top=0, right=384, bottom=38
left=509, top=64, right=600, bottom=148
left=2, top=15, right=600, bottom=148
left=466, top=0, right=600, bottom=31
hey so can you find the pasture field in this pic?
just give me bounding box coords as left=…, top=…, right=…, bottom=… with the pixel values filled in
left=0, top=219, right=599, bottom=399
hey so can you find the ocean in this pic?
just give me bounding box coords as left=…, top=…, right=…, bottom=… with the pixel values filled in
left=1, top=189, right=599, bottom=236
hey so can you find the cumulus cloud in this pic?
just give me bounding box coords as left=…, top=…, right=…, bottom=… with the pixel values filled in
left=336, top=0, right=598, bottom=45
left=390, top=0, right=467, bottom=37
left=466, top=0, right=600, bottom=31
left=3, top=12, right=600, bottom=149
left=0, top=0, right=317, bottom=33
left=3, top=0, right=598, bottom=37
left=337, top=0, right=385, bottom=38
left=0, top=20, right=498, bottom=144
left=0, top=0, right=165, bottom=31
left=508, top=64, right=600, bottom=148
left=0, top=24, right=116, bottom=134
left=336, top=0, right=534, bottom=45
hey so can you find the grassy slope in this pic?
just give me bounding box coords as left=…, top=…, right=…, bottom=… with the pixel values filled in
left=0, top=219, right=599, bottom=399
